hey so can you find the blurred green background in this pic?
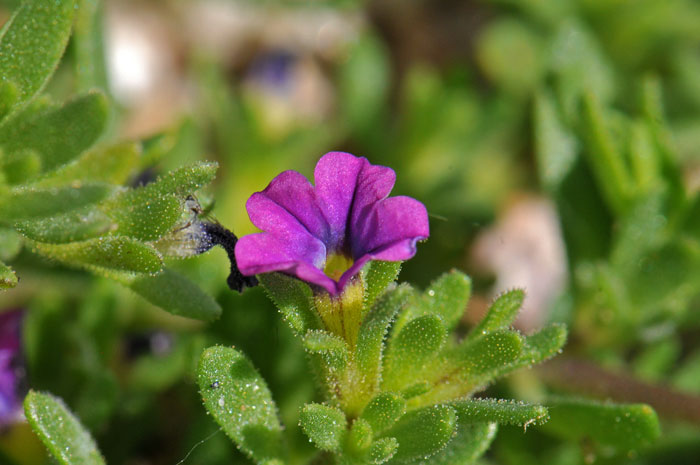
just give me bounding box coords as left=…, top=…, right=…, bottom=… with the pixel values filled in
left=2, top=0, right=700, bottom=464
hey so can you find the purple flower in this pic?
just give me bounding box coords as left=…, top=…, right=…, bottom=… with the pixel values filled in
left=234, top=152, right=429, bottom=295
left=0, top=310, right=23, bottom=427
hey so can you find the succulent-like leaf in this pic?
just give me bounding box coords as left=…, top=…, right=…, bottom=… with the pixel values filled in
left=299, top=403, right=347, bottom=452
left=383, top=315, right=447, bottom=391
left=127, top=268, right=222, bottom=321
left=0, top=184, right=112, bottom=220
left=381, top=404, right=457, bottom=463
left=259, top=272, right=322, bottom=335
left=36, top=143, right=140, bottom=187
left=515, top=323, right=567, bottom=368
left=355, top=284, right=413, bottom=394
left=369, top=437, right=399, bottom=464
left=360, top=393, right=406, bottom=434
left=470, top=289, right=524, bottom=336
left=347, top=418, right=373, bottom=455
left=0, top=260, right=17, bottom=290
left=451, top=398, right=548, bottom=427
left=457, top=330, right=524, bottom=384
left=424, top=422, right=496, bottom=465
left=542, top=397, right=660, bottom=450
left=0, top=0, right=76, bottom=114
left=0, top=92, right=109, bottom=173
left=197, top=346, right=285, bottom=463
left=396, top=270, right=471, bottom=334
left=104, top=191, right=182, bottom=241
left=15, top=207, right=113, bottom=243
left=34, top=237, right=163, bottom=274
left=363, top=260, right=402, bottom=308
left=24, top=390, right=105, bottom=465
left=303, top=330, right=349, bottom=373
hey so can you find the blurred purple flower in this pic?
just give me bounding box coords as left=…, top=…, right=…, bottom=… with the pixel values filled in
left=0, top=310, right=23, bottom=427
left=235, top=152, right=429, bottom=295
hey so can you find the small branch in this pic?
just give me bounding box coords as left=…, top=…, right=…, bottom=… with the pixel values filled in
left=538, top=357, right=700, bottom=425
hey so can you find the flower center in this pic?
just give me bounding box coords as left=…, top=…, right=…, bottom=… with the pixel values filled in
left=323, top=252, right=354, bottom=281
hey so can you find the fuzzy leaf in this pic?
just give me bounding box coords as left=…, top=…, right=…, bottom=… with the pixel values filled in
left=128, top=268, right=222, bottom=321
left=24, top=390, right=105, bottom=465
left=0, top=227, right=22, bottom=262
left=0, top=92, right=109, bottom=173
left=1, top=149, right=41, bottom=184
left=0, top=81, right=18, bottom=121
left=0, top=184, right=112, bottom=220
left=303, top=330, right=349, bottom=372
left=0, top=260, right=17, bottom=290
left=259, top=273, right=321, bottom=335
left=36, top=143, right=140, bottom=187
left=0, top=0, right=76, bottom=113
left=144, top=162, right=218, bottom=197
left=405, top=270, right=471, bottom=332
left=14, top=207, right=113, bottom=243
left=426, top=422, right=496, bottom=465
left=369, top=437, right=399, bottom=464
left=34, top=237, right=163, bottom=274
left=363, top=260, right=402, bottom=308
left=104, top=191, right=181, bottom=241
left=452, top=398, right=548, bottom=427
left=197, top=346, right=284, bottom=462
left=515, top=323, right=567, bottom=368
left=360, top=393, right=407, bottom=434
left=355, top=284, right=413, bottom=393
left=384, top=315, right=447, bottom=391
left=347, top=418, right=373, bottom=455
left=299, top=403, right=347, bottom=452
left=543, top=397, right=660, bottom=450
left=382, top=404, right=457, bottom=463
left=458, top=330, right=524, bottom=381
left=471, top=289, right=525, bottom=336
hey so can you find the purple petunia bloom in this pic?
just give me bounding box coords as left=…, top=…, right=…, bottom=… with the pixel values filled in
left=234, top=152, right=429, bottom=295
left=0, top=310, right=22, bottom=427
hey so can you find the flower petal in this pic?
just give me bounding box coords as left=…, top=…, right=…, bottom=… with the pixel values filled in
left=350, top=162, right=396, bottom=237
left=314, top=152, right=367, bottom=250
left=234, top=233, right=337, bottom=294
left=351, top=195, right=429, bottom=259
left=247, top=170, right=329, bottom=242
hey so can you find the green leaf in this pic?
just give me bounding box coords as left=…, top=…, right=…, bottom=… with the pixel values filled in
left=36, top=143, right=140, bottom=187
left=471, top=289, right=525, bottom=336
left=14, top=207, right=113, bottom=243
left=303, top=330, right=349, bottom=373
left=143, top=161, right=218, bottom=197
left=355, top=284, right=413, bottom=394
left=299, top=403, right=347, bottom=452
left=0, top=184, right=112, bottom=220
left=0, top=260, right=17, bottom=290
left=363, top=260, right=402, bottom=309
left=24, top=390, right=105, bottom=465
left=33, top=236, right=163, bottom=274
left=1, top=149, right=41, bottom=184
left=543, top=397, right=660, bottom=450
left=383, top=315, right=447, bottom=391
left=381, top=404, right=457, bottom=463
left=0, top=81, right=18, bottom=121
left=197, top=346, right=284, bottom=462
left=424, top=422, right=496, bottom=465
left=533, top=90, right=578, bottom=192
left=347, top=418, right=373, bottom=455
left=452, top=398, right=548, bottom=427
left=516, top=323, right=567, bottom=368
left=258, top=273, right=321, bottom=335
left=0, top=0, right=76, bottom=114
left=581, top=91, right=633, bottom=214
left=402, top=270, right=472, bottom=333
left=360, top=393, right=407, bottom=434
left=73, top=0, right=109, bottom=92
left=0, top=92, right=109, bottom=173
left=0, top=227, right=22, bottom=262
left=369, top=437, right=398, bottom=464
left=127, top=268, right=222, bottom=321
left=104, top=191, right=182, bottom=241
